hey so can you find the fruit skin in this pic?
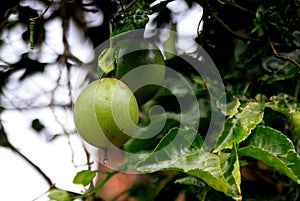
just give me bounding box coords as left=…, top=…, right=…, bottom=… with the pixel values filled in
left=115, top=39, right=165, bottom=105
left=74, top=78, right=139, bottom=148
left=290, top=112, right=300, bottom=138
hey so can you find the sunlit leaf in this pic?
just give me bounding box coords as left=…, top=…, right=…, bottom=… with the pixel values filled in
left=289, top=112, right=300, bottom=139
left=84, top=171, right=118, bottom=196
left=98, top=48, right=116, bottom=75
left=175, top=176, right=206, bottom=188
left=137, top=128, right=242, bottom=200
left=261, top=55, right=299, bottom=84
left=238, top=126, right=300, bottom=184
left=73, top=170, right=97, bottom=186
left=214, top=102, right=264, bottom=152
left=124, top=114, right=179, bottom=153
left=265, top=93, right=300, bottom=115
left=48, top=189, right=71, bottom=201
left=137, top=128, right=205, bottom=173
left=217, top=97, right=240, bottom=118
left=222, top=143, right=241, bottom=196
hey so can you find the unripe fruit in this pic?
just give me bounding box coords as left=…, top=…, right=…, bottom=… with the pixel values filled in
left=290, top=112, right=300, bottom=138
left=115, top=39, right=165, bottom=104
left=74, top=78, right=139, bottom=148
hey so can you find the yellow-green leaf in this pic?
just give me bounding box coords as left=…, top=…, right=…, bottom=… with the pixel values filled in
left=239, top=126, right=300, bottom=184
left=73, top=170, right=97, bottom=186
left=98, top=47, right=116, bottom=74
left=48, top=189, right=71, bottom=201
left=214, top=102, right=264, bottom=152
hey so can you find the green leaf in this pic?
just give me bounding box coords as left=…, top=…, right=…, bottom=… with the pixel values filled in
left=222, top=143, right=241, bottom=197
left=137, top=128, right=242, bottom=200
left=238, top=126, right=300, bottom=184
left=73, top=170, right=97, bottom=186
left=260, top=55, right=299, bottom=84
left=289, top=112, right=300, bottom=139
left=120, top=151, right=151, bottom=171
left=83, top=171, right=118, bottom=196
left=234, top=40, right=248, bottom=63
left=175, top=176, right=206, bottom=188
left=137, top=128, right=204, bottom=172
left=163, top=25, right=177, bottom=60
left=265, top=93, right=300, bottom=115
left=217, top=97, right=240, bottom=118
left=214, top=102, right=264, bottom=152
left=124, top=114, right=179, bottom=153
left=48, top=189, right=71, bottom=201
left=167, top=100, right=204, bottom=128
left=110, top=1, right=151, bottom=36
left=98, top=47, right=115, bottom=75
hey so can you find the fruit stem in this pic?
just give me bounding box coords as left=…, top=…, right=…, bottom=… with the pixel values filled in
left=109, top=20, right=113, bottom=47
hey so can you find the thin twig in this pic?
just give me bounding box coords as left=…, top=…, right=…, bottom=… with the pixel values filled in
left=217, top=0, right=254, bottom=14
left=0, top=122, right=53, bottom=186
left=268, top=38, right=300, bottom=69
left=10, top=145, right=54, bottom=186
left=0, top=5, right=18, bottom=29
left=204, top=0, right=261, bottom=42
left=30, top=0, right=54, bottom=21
left=209, top=10, right=261, bottom=42
left=31, top=186, right=56, bottom=201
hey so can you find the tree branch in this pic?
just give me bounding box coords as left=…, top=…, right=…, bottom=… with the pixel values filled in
left=0, top=5, right=18, bottom=29
left=209, top=10, right=261, bottom=42
left=0, top=122, right=54, bottom=186
left=10, top=145, right=54, bottom=186
left=268, top=38, right=300, bottom=69
left=203, top=0, right=261, bottom=42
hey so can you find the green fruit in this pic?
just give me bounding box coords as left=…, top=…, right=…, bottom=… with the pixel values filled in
left=115, top=39, right=165, bottom=104
left=74, top=78, right=139, bottom=148
left=290, top=112, right=300, bottom=138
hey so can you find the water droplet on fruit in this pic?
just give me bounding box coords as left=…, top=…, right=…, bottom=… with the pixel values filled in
left=103, top=148, right=108, bottom=164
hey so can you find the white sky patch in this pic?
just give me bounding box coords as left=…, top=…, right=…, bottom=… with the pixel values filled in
left=40, top=18, right=65, bottom=63
left=0, top=147, right=49, bottom=201
left=167, top=0, right=189, bottom=12
left=1, top=109, right=88, bottom=201
left=20, top=0, right=56, bottom=19
left=0, top=24, right=28, bottom=63
left=67, top=19, right=94, bottom=64
left=148, top=0, right=203, bottom=38
left=169, top=1, right=203, bottom=38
